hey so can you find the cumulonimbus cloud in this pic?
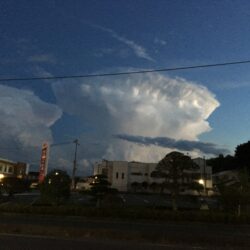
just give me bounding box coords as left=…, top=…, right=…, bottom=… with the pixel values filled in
left=0, top=84, right=62, bottom=162
left=52, top=72, right=221, bottom=164
left=114, top=134, right=229, bottom=155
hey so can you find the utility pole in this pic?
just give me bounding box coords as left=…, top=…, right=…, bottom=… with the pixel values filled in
left=72, top=139, right=80, bottom=190
left=203, top=156, right=207, bottom=196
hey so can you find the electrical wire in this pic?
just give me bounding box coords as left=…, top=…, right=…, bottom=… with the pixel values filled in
left=1, top=59, right=250, bottom=82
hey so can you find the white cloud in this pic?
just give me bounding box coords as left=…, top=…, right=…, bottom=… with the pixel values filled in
left=154, top=37, right=167, bottom=46
left=52, top=72, right=220, bottom=165
left=92, top=25, right=154, bottom=62
left=0, top=85, right=62, bottom=162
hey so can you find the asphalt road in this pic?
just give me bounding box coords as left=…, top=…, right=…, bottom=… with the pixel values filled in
left=3, top=190, right=219, bottom=209
left=0, top=192, right=249, bottom=249
left=0, top=234, right=247, bottom=250
left=1, top=214, right=250, bottom=249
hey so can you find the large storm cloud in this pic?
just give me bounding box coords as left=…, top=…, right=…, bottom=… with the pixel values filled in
left=0, top=85, right=62, bottom=162
left=52, top=72, right=222, bottom=165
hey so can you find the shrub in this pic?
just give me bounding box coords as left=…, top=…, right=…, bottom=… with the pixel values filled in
left=39, top=169, right=71, bottom=205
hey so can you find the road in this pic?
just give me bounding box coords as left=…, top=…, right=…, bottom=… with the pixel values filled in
left=0, top=193, right=249, bottom=249
left=0, top=233, right=248, bottom=250
left=6, top=191, right=206, bottom=207
left=1, top=214, right=250, bottom=249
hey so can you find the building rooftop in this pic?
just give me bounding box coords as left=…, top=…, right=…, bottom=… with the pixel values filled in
left=0, top=157, right=16, bottom=164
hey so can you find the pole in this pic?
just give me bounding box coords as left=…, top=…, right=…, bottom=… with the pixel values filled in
left=203, top=156, right=207, bottom=196
left=72, top=139, right=80, bottom=190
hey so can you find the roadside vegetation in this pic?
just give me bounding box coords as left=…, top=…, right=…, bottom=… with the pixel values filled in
left=208, top=140, right=250, bottom=216
left=1, top=141, right=250, bottom=224
left=39, top=169, right=71, bottom=205
left=0, top=177, right=30, bottom=197
left=1, top=202, right=250, bottom=224
left=152, top=151, right=203, bottom=210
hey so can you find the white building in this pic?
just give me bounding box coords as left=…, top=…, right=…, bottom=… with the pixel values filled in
left=94, top=158, right=213, bottom=195
left=212, top=169, right=239, bottom=187
left=76, top=176, right=95, bottom=191
left=0, top=157, right=29, bottom=180
left=94, top=160, right=160, bottom=192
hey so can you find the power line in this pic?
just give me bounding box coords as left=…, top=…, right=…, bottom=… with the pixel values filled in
left=50, top=141, right=74, bottom=147
left=0, top=141, right=74, bottom=150
left=1, top=59, right=250, bottom=82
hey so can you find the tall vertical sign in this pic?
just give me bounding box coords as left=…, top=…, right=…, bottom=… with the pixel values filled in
left=38, top=143, right=50, bottom=183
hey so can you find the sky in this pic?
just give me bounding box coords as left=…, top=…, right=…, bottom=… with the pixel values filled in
left=1, top=0, right=250, bottom=175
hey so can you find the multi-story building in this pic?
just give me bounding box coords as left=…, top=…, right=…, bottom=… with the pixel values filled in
left=0, top=157, right=29, bottom=180
left=94, top=158, right=213, bottom=195
left=212, top=169, right=239, bottom=187
left=94, top=160, right=164, bottom=192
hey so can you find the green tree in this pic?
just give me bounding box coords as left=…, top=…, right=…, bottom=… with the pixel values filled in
left=152, top=151, right=203, bottom=210
left=0, top=177, right=30, bottom=196
left=235, top=141, right=250, bottom=173
left=131, top=181, right=140, bottom=192
left=40, top=169, right=71, bottom=205
left=207, top=154, right=235, bottom=173
left=149, top=182, right=159, bottom=192
left=218, top=168, right=250, bottom=215
left=90, top=174, right=117, bottom=207
left=142, top=181, right=148, bottom=191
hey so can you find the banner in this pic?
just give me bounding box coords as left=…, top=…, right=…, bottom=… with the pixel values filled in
left=38, top=143, right=50, bottom=183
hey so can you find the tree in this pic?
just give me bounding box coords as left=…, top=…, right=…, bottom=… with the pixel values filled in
left=142, top=181, right=148, bottom=191
left=90, top=174, right=117, bottom=207
left=207, top=154, right=236, bottom=173
left=218, top=168, right=250, bottom=215
left=153, top=151, right=202, bottom=210
left=149, top=182, right=160, bottom=192
left=40, top=169, right=71, bottom=205
left=0, top=177, right=30, bottom=197
left=131, top=181, right=140, bottom=192
left=235, top=141, right=250, bottom=173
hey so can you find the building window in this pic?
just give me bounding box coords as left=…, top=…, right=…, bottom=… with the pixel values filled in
left=116, top=172, right=119, bottom=179
left=8, top=167, right=13, bottom=173
left=122, top=173, right=125, bottom=179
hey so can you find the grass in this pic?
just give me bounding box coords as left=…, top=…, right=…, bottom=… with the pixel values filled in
left=1, top=200, right=250, bottom=248
left=0, top=202, right=250, bottom=224
left=1, top=193, right=250, bottom=247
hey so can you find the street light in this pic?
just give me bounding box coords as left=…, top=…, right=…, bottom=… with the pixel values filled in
left=198, top=178, right=206, bottom=194
left=198, top=179, right=204, bottom=185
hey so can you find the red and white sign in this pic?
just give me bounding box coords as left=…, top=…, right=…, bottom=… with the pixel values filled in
left=38, top=143, right=50, bottom=183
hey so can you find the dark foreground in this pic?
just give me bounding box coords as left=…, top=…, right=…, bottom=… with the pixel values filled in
left=1, top=214, right=250, bottom=249
left=0, top=234, right=249, bottom=250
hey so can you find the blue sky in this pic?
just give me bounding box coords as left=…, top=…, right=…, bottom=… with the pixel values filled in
left=1, top=1, right=250, bottom=174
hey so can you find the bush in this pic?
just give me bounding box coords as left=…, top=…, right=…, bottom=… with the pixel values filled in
left=0, top=203, right=250, bottom=224
left=39, top=169, right=71, bottom=205
left=0, top=177, right=30, bottom=196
